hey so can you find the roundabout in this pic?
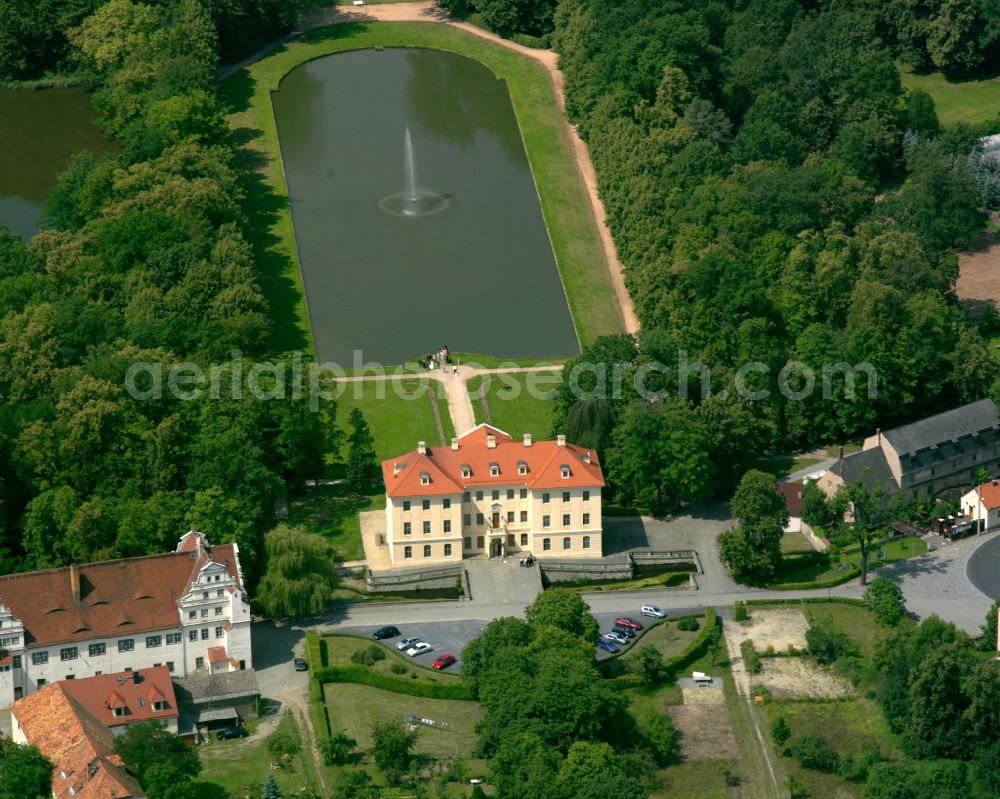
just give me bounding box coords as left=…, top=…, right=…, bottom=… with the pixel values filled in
left=966, top=533, right=1000, bottom=600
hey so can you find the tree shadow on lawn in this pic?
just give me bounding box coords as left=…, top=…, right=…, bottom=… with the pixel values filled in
left=288, top=483, right=380, bottom=560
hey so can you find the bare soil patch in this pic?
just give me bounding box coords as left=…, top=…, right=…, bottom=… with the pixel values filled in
left=668, top=704, right=739, bottom=760
left=757, top=658, right=854, bottom=699
left=737, top=607, right=810, bottom=651
left=956, top=219, right=1000, bottom=317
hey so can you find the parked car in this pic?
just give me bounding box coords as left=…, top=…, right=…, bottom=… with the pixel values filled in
left=373, top=625, right=400, bottom=640
left=605, top=631, right=629, bottom=646
left=597, top=638, right=621, bottom=654
left=217, top=726, right=249, bottom=740
left=432, top=653, right=457, bottom=670
left=611, top=625, right=636, bottom=639
left=641, top=605, right=666, bottom=619
left=395, top=637, right=420, bottom=651
left=293, top=657, right=308, bottom=671
left=615, top=617, right=643, bottom=630
left=407, top=642, right=433, bottom=657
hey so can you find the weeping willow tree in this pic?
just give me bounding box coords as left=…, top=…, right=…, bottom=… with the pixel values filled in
left=254, top=524, right=339, bottom=617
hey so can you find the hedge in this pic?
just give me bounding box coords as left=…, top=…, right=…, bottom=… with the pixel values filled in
left=311, top=700, right=331, bottom=741
left=663, top=607, right=717, bottom=677
left=771, top=566, right=861, bottom=591
left=744, top=597, right=865, bottom=608
left=313, top=665, right=473, bottom=701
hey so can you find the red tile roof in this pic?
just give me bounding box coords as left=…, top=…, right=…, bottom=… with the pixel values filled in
left=59, top=667, right=178, bottom=728
left=207, top=646, right=228, bottom=664
left=381, top=424, right=605, bottom=498
left=0, top=539, right=240, bottom=648
left=969, top=480, right=1000, bottom=510
left=11, top=683, right=144, bottom=799
left=777, top=481, right=804, bottom=517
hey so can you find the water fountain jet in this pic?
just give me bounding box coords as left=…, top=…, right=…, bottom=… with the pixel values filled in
left=379, top=127, right=451, bottom=217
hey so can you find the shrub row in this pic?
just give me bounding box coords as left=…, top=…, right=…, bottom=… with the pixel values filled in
left=744, top=597, right=865, bottom=608
left=663, top=607, right=718, bottom=677
left=311, top=701, right=331, bottom=741
left=741, top=640, right=762, bottom=674
left=770, top=566, right=861, bottom=591
left=313, top=665, right=473, bottom=701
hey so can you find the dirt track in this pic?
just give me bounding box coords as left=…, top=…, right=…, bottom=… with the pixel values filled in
left=955, top=216, right=1000, bottom=316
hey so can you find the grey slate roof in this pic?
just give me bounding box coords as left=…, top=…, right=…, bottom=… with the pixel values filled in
left=173, top=668, right=260, bottom=706
left=830, top=447, right=898, bottom=494
left=882, top=399, right=999, bottom=456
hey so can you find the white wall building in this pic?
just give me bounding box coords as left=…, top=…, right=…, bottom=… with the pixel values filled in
left=0, top=531, right=251, bottom=710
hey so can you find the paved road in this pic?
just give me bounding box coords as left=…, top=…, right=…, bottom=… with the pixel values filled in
left=966, top=533, right=1000, bottom=600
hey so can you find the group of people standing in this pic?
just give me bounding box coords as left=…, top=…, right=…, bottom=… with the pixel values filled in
left=419, top=345, right=458, bottom=375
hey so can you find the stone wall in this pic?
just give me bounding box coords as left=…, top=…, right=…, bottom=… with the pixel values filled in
left=366, top=564, right=469, bottom=597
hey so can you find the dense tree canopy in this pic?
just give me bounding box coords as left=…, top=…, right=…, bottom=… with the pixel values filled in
left=0, top=739, right=52, bottom=799
left=254, top=524, right=340, bottom=617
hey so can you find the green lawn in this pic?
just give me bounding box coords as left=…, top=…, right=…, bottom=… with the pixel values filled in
left=325, top=683, right=481, bottom=760
left=652, top=760, right=736, bottom=799
left=221, top=22, right=625, bottom=356
left=333, top=377, right=446, bottom=461
left=287, top=482, right=385, bottom=561
left=780, top=531, right=814, bottom=555
left=467, top=370, right=562, bottom=439
left=803, top=602, right=896, bottom=662
left=321, top=634, right=465, bottom=684
left=772, top=536, right=924, bottom=587
left=618, top=619, right=701, bottom=662
left=755, top=455, right=824, bottom=478
left=899, top=63, right=1000, bottom=126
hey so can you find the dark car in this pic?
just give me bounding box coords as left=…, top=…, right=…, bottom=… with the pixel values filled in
left=293, top=657, right=308, bottom=671
left=373, top=625, right=400, bottom=640
left=612, top=625, right=636, bottom=639
left=217, top=726, right=249, bottom=740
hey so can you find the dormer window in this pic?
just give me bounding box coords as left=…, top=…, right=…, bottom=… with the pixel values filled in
left=489, top=463, right=500, bottom=477
left=517, top=461, right=528, bottom=476
left=461, top=464, right=472, bottom=479
left=419, top=471, right=430, bottom=486
left=560, top=465, right=571, bottom=479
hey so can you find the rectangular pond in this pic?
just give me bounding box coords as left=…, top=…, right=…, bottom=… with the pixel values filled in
left=271, top=47, right=579, bottom=365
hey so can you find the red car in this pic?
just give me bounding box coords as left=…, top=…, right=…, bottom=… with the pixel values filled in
left=432, top=653, right=457, bottom=670
left=615, top=617, right=643, bottom=631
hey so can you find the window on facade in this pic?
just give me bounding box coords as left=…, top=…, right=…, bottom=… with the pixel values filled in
left=12, top=655, right=21, bottom=669
left=443, top=498, right=451, bottom=510
left=166, top=633, right=181, bottom=645
left=188, top=611, right=197, bottom=619
left=583, top=536, right=591, bottom=549
left=60, top=647, right=78, bottom=662
left=203, top=591, right=209, bottom=599
left=166, top=662, right=175, bottom=672
left=490, top=464, right=500, bottom=477
left=404, top=546, right=413, bottom=559
left=215, top=627, right=224, bottom=638
left=583, top=490, right=590, bottom=502
left=118, top=639, right=134, bottom=653
left=217, top=589, right=225, bottom=597
left=444, top=544, right=452, bottom=556
left=464, top=513, right=471, bottom=526
left=952, top=460, right=958, bottom=468
left=560, top=465, right=570, bottom=479
left=464, top=537, right=472, bottom=549
left=492, top=490, right=500, bottom=501
left=423, top=521, right=431, bottom=534
left=507, top=511, right=515, bottom=523
left=462, top=466, right=472, bottom=479
left=403, top=522, right=412, bottom=535
left=200, top=608, right=208, bottom=618
left=518, top=462, right=527, bottom=476
left=422, top=499, right=430, bottom=511
left=563, top=537, right=571, bottom=550
left=32, top=652, right=48, bottom=666
left=520, top=510, right=528, bottom=523
left=444, top=520, right=452, bottom=533
left=476, top=491, right=484, bottom=501
left=583, top=513, right=590, bottom=525
left=477, top=513, right=484, bottom=525
left=146, top=636, right=162, bottom=648
left=215, top=607, right=223, bottom=615
left=542, top=493, right=550, bottom=504
left=153, top=701, right=167, bottom=712
left=463, top=491, right=471, bottom=502
left=112, top=706, right=125, bottom=718
left=201, top=629, right=209, bottom=640
left=423, top=545, right=432, bottom=558
left=477, top=536, right=484, bottom=548
left=520, top=533, right=528, bottom=545
left=543, top=515, right=550, bottom=528
left=562, top=491, right=570, bottom=503
left=507, top=489, right=515, bottom=500
left=403, top=500, right=411, bottom=512
left=543, top=538, right=551, bottom=551
left=189, top=631, right=198, bottom=641
left=89, top=643, right=106, bottom=657
left=195, top=657, right=205, bottom=669
left=562, top=514, right=571, bottom=527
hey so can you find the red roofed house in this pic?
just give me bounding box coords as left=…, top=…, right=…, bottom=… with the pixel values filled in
left=380, top=424, right=605, bottom=565
left=961, top=480, right=1000, bottom=531
left=10, top=682, right=146, bottom=799
left=59, top=666, right=179, bottom=736
left=0, top=532, right=251, bottom=711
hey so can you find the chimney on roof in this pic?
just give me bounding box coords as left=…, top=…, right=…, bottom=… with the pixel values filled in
left=487, top=434, right=496, bottom=449
left=393, top=462, right=405, bottom=477
left=523, top=433, right=532, bottom=447
left=993, top=480, right=997, bottom=487
left=557, top=434, right=566, bottom=448
left=451, top=438, right=459, bottom=451
left=838, top=446, right=844, bottom=463
left=876, top=428, right=881, bottom=446
left=70, top=564, right=81, bottom=605
left=417, top=441, right=426, bottom=455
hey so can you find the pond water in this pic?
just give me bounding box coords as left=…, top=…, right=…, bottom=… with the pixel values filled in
left=0, top=86, right=115, bottom=240
left=271, top=48, right=579, bottom=365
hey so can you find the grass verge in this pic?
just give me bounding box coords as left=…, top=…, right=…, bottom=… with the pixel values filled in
left=467, top=370, right=562, bottom=439
left=287, top=482, right=385, bottom=561
left=898, top=63, right=1000, bottom=127
left=220, top=21, right=625, bottom=355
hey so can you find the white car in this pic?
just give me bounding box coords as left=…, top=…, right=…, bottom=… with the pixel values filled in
left=641, top=605, right=666, bottom=619
left=604, top=631, right=629, bottom=646
left=406, top=642, right=433, bottom=657
left=395, top=637, right=420, bottom=651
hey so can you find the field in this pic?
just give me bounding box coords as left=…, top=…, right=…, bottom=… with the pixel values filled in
left=898, top=63, right=1000, bottom=126
left=222, top=21, right=625, bottom=355
left=332, top=377, right=451, bottom=462
left=467, top=370, right=562, bottom=440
